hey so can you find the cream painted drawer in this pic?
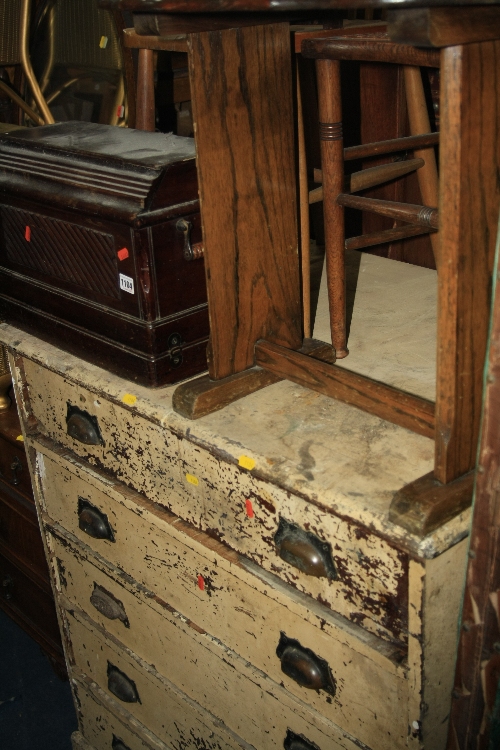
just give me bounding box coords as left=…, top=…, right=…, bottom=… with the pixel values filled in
left=49, top=529, right=408, bottom=749
left=21, top=357, right=409, bottom=645
left=64, top=606, right=377, bottom=750
left=73, top=676, right=170, bottom=750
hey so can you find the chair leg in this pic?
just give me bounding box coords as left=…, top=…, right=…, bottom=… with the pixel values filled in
left=297, top=59, right=311, bottom=338
left=404, top=65, right=440, bottom=265
left=136, top=48, right=156, bottom=131
left=316, top=58, right=348, bottom=358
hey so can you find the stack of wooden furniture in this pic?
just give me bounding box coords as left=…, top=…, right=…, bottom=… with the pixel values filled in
left=0, top=350, right=65, bottom=677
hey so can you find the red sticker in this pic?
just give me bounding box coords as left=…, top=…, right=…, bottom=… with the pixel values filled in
left=197, top=574, right=205, bottom=591
left=25, top=225, right=31, bottom=241
left=117, top=247, right=129, bottom=261
left=245, top=499, right=254, bottom=518
left=116, top=105, right=125, bottom=118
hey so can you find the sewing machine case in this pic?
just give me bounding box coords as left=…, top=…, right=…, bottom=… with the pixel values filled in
left=0, top=122, right=208, bottom=387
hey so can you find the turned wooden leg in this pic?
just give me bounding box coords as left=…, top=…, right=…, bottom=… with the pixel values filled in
left=316, top=58, right=348, bottom=358
left=136, top=48, right=155, bottom=132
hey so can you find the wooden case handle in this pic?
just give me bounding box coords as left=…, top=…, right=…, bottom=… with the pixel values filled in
left=276, top=633, right=336, bottom=695
left=274, top=517, right=336, bottom=579
left=78, top=498, right=115, bottom=542
left=107, top=663, right=140, bottom=704
left=90, top=584, right=129, bottom=627
left=66, top=404, right=104, bottom=446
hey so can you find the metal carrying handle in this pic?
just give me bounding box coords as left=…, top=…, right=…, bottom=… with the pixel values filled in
left=78, top=499, right=115, bottom=542
left=176, top=218, right=204, bottom=262
left=66, top=405, right=104, bottom=446
left=274, top=517, right=337, bottom=580
left=284, top=730, right=322, bottom=750
left=107, top=663, right=140, bottom=704
left=90, top=585, right=129, bottom=627
left=276, top=633, right=336, bottom=695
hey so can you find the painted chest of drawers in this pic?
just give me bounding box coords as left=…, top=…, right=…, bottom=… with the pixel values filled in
left=1, top=321, right=470, bottom=750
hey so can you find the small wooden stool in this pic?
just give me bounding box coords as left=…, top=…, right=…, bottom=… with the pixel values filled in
left=301, top=33, right=440, bottom=357
left=122, top=27, right=188, bottom=131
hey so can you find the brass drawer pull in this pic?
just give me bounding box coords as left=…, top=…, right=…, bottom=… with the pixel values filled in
left=91, top=584, right=129, bottom=627
left=112, top=736, right=131, bottom=750
left=66, top=404, right=104, bottom=446
left=284, top=730, right=321, bottom=750
left=276, top=633, right=336, bottom=695
left=78, top=498, right=115, bottom=542
left=107, top=663, right=140, bottom=704
left=274, top=518, right=337, bottom=579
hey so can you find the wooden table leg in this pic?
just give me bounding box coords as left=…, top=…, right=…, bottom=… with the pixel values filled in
left=435, top=40, right=500, bottom=485
left=187, top=23, right=302, bottom=379
left=136, top=48, right=156, bottom=131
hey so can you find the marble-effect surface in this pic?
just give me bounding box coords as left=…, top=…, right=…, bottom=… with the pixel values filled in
left=313, top=250, right=437, bottom=401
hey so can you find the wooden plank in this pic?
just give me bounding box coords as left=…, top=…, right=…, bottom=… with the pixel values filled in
left=302, top=35, right=440, bottom=66
left=187, top=23, right=302, bottom=379
left=389, top=470, right=474, bottom=535
left=172, top=339, right=335, bottom=419
left=100, top=1, right=500, bottom=13
left=255, top=339, right=436, bottom=437
left=446, top=222, right=500, bottom=748
left=388, top=7, right=500, bottom=48
left=123, top=27, right=188, bottom=52
left=435, top=41, right=500, bottom=484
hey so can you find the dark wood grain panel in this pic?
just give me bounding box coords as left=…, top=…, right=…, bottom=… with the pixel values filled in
left=255, top=340, right=435, bottom=437
left=187, top=23, right=302, bottom=379
left=435, top=41, right=500, bottom=484
left=388, top=8, right=500, bottom=48
left=101, top=1, right=500, bottom=10
left=446, top=227, right=500, bottom=750
left=0, top=493, right=49, bottom=584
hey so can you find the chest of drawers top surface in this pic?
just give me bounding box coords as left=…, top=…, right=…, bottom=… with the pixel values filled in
left=1, top=322, right=469, bottom=560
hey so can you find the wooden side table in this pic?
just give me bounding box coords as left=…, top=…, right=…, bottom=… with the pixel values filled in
left=101, top=1, right=500, bottom=530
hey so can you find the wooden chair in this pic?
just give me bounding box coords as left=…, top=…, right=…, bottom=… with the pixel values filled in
left=301, top=33, right=440, bottom=357
left=122, top=28, right=188, bottom=131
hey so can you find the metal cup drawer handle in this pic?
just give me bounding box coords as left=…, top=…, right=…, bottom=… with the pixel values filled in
left=276, top=633, right=336, bottom=695
left=284, top=730, right=322, bottom=750
left=112, top=736, right=131, bottom=750
left=107, top=663, right=140, bottom=704
left=78, top=498, right=115, bottom=542
left=90, top=584, right=129, bottom=627
left=66, top=404, right=104, bottom=446
left=274, top=517, right=337, bottom=580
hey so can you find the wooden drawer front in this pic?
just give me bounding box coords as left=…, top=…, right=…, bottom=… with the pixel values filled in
left=0, top=551, right=60, bottom=649
left=0, top=432, right=32, bottom=501
left=51, top=534, right=408, bottom=749
left=0, top=493, right=49, bottom=580
left=64, top=607, right=373, bottom=750
left=22, top=359, right=408, bottom=645
left=73, top=677, right=170, bottom=750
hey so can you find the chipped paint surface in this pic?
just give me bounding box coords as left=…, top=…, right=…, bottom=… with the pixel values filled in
left=50, top=526, right=407, bottom=748
left=25, top=357, right=408, bottom=644
left=1, top=325, right=470, bottom=558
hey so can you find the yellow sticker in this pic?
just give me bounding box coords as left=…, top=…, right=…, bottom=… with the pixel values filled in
left=99, top=36, right=108, bottom=49
left=122, top=393, right=137, bottom=406
left=16, top=434, right=24, bottom=442
left=186, top=474, right=199, bottom=486
left=238, top=455, right=256, bottom=471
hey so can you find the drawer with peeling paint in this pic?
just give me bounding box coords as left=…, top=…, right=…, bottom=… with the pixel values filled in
left=64, top=604, right=387, bottom=750
left=21, top=358, right=409, bottom=646
left=72, top=677, right=170, bottom=750
left=48, top=525, right=407, bottom=749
